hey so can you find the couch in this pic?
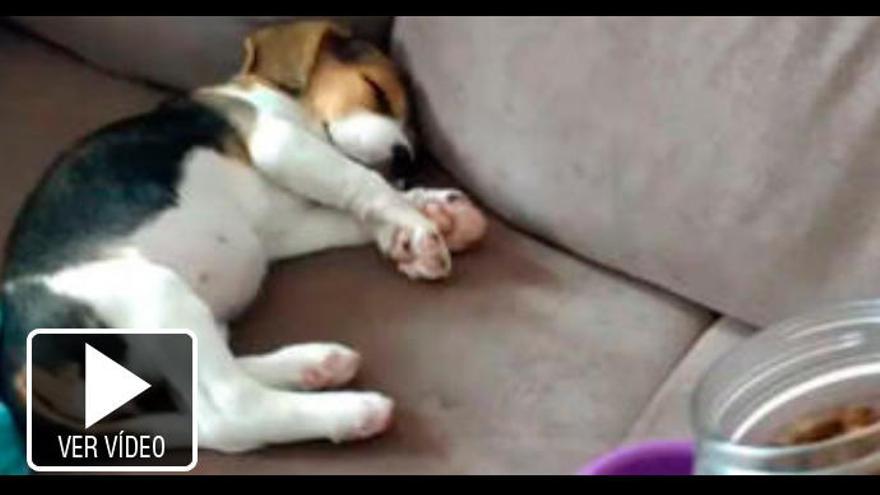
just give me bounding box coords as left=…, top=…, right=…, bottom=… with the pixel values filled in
left=4, top=16, right=878, bottom=474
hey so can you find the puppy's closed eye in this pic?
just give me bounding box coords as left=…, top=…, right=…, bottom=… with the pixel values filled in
left=361, top=75, right=392, bottom=116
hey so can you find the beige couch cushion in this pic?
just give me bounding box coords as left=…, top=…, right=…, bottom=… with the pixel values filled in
left=0, top=27, right=714, bottom=473
left=9, top=16, right=393, bottom=89
left=625, top=317, right=753, bottom=443
left=394, top=17, right=880, bottom=326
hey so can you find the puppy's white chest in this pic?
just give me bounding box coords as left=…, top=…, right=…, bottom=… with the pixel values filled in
left=127, top=149, right=270, bottom=319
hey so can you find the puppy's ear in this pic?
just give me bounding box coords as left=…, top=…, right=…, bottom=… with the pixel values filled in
left=240, top=20, right=352, bottom=93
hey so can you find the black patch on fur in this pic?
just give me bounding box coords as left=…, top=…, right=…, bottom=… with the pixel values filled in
left=2, top=98, right=236, bottom=280
left=0, top=98, right=239, bottom=436
left=0, top=280, right=110, bottom=431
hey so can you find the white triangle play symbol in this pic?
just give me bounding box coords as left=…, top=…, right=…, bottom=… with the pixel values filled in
left=84, top=343, right=151, bottom=429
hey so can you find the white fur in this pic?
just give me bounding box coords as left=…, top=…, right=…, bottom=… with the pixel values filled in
left=238, top=342, right=361, bottom=390
left=202, top=82, right=450, bottom=273
left=45, top=256, right=393, bottom=451
left=35, top=79, right=462, bottom=451
left=126, top=149, right=269, bottom=320
left=327, top=111, right=412, bottom=165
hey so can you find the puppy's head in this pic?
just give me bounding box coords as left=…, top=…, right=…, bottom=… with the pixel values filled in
left=240, top=21, right=416, bottom=181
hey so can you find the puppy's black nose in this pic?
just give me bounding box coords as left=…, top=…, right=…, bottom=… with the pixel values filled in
left=390, top=144, right=417, bottom=188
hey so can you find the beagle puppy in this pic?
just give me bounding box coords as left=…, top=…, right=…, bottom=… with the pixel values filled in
left=0, top=20, right=486, bottom=453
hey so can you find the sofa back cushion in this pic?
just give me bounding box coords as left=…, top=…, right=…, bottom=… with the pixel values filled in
left=393, top=17, right=880, bottom=326
left=10, top=16, right=393, bottom=90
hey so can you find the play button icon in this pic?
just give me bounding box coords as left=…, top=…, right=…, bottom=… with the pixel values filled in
left=27, top=329, right=197, bottom=472
left=84, top=344, right=151, bottom=429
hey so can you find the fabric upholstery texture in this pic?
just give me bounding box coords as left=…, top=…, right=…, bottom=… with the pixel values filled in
left=10, top=16, right=393, bottom=90
left=393, top=17, right=880, bottom=326
left=624, top=317, right=753, bottom=443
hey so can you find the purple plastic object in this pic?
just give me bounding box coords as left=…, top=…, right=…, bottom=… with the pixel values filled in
left=577, top=440, right=695, bottom=476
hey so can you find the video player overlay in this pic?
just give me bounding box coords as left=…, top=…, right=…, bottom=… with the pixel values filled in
left=27, top=330, right=195, bottom=471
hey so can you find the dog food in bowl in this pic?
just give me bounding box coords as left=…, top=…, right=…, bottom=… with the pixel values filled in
left=770, top=405, right=880, bottom=446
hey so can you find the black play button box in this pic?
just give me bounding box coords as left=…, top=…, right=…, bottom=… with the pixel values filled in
left=26, top=329, right=197, bottom=472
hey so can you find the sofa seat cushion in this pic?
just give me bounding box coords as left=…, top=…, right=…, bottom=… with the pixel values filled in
left=624, top=317, right=753, bottom=443
left=186, top=214, right=713, bottom=474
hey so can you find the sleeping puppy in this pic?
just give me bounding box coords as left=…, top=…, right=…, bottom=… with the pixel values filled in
left=0, top=20, right=486, bottom=453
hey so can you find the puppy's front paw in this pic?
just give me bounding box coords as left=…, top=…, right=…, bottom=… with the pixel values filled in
left=368, top=193, right=452, bottom=280
left=405, top=188, right=487, bottom=253
left=388, top=224, right=452, bottom=280
left=330, top=392, right=395, bottom=443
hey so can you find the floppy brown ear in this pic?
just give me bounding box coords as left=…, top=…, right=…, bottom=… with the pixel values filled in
left=240, top=20, right=352, bottom=93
